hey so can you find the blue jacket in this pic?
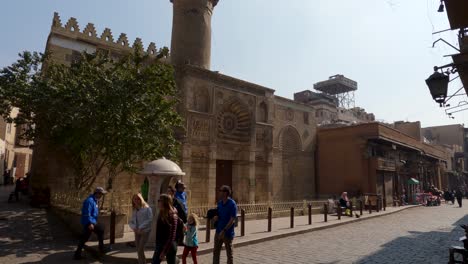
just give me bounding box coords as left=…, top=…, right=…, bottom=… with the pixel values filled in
left=80, top=194, right=99, bottom=226
left=175, top=191, right=188, bottom=214
left=184, top=224, right=198, bottom=247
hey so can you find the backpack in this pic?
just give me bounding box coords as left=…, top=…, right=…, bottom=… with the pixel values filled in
left=175, top=216, right=184, bottom=246
left=173, top=199, right=187, bottom=223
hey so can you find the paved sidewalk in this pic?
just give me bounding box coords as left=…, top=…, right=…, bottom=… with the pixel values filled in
left=0, top=185, right=103, bottom=264
left=101, top=203, right=418, bottom=263
left=0, top=186, right=419, bottom=264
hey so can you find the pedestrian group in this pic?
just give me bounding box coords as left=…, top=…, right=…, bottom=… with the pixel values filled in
left=74, top=181, right=238, bottom=264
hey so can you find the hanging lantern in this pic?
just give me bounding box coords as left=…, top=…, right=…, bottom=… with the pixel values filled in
left=425, top=71, right=449, bottom=106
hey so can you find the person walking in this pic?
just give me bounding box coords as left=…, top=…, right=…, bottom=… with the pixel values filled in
left=152, top=194, right=178, bottom=264
left=456, top=188, right=464, bottom=208
left=73, top=187, right=108, bottom=260
left=175, top=180, right=188, bottom=215
left=182, top=213, right=199, bottom=264
left=129, top=193, right=153, bottom=264
left=167, top=186, right=187, bottom=223
left=213, top=185, right=237, bottom=264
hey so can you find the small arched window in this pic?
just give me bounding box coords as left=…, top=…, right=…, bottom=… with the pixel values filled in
left=258, top=102, right=268, bottom=123
left=194, top=87, right=210, bottom=113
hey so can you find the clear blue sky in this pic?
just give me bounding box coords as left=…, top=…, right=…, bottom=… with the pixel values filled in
left=0, top=0, right=464, bottom=127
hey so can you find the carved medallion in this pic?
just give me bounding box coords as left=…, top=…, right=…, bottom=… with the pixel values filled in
left=286, top=108, right=294, bottom=121
left=217, top=99, right=251, bottom=142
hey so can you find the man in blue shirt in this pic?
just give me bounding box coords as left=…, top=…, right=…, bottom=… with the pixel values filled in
left=213, top=185, right=237, bottom=264
left=74, top=187, right=108, bottom=260
left=175, top=180, right=188, bottom=214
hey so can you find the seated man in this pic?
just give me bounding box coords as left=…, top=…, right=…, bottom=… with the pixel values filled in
left=339, top=192, right=351, bottom=216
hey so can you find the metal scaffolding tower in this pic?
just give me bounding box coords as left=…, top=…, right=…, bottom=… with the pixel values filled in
left=313, top=74, right=357, bottom=109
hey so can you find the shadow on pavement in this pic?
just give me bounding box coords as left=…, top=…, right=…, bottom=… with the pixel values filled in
left=0, top=186, right=78, bottom=262
left=356, top=213, right=468, bottom=264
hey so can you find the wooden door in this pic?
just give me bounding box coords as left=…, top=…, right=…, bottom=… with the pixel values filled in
left=216, top=160, right=233, bottom=196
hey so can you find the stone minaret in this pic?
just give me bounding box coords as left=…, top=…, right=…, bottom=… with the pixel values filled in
left=170, top=0, right=219, bottom=70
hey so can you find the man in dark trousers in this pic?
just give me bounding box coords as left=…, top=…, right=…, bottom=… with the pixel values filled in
left=74, top=187, right=108, bottom=260
left=213, top=185, right=237, bottom=264
left=456, top=188, right=464, bottom=208
left=167, top=185, right=187, bottom=223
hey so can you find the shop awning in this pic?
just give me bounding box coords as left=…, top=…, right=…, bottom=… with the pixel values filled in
left=408, top=178, right=420, bottom=185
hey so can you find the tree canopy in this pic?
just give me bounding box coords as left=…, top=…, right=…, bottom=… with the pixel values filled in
left=0, top=49, right=182, bottom=190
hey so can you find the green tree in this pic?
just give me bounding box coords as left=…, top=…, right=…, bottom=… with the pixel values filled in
left=0, top=49, right=182, bottom=191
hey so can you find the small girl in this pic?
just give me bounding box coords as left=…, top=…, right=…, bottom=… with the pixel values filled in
left=182, top=213, right=199, bottom=264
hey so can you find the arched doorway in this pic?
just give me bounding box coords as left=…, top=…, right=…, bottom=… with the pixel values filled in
left=141, top=177, right=149, bottom=202
left=280, top=126, right=302, bottom=200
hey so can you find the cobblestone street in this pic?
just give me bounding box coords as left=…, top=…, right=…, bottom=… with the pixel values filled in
left=2, top=182, right=468, bottom=264
left=199, top=203, right=468, bottom=264
left=0, top=186, right=100, bottom=264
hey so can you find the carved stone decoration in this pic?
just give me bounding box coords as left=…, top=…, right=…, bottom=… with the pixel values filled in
left=64, top=17, right=79, bottom=32
left=83, top=23, right=97, bottom=38
left=256, top=127, right=273, bottom=150
left=216, top=91, right=224, bottom=105
left=222, top=113, right=237, bottom=131
left=117, top=33, right=129, bottom=47
left=193, top=87, right=210, bottom=113
left=191, top=117, right=210, bottom=141
left=256, top=128, right=264, bottom=148
left=264, top=128, right=273, bottom=150
left=255, top=152, right=265, bottom=161
left=257, top=102, right=268, bottom=123
left=147, top=42, right=157, bottom=55
left=101, top=28, right=114, bottom=42
left=217, top=98, right=252, bottom=143
left=191, top=150, right=208, bottom=161
left=286, top=108, right=294, bottom=121
left=302, top=130, right=310, bottom=140
left=280, top=126, right=302, bottom=157
left=52, top=12, right=62, bottom=28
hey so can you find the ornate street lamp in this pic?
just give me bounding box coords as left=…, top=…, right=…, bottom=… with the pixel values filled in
left=425, top=71, right=449, bottom=107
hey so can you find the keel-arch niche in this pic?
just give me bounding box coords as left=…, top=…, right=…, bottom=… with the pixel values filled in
left=193, top=87, right=210, bottom=113
left=278, top=125, right=302, bottom=200
left=279, top=126, right=302, bottom=156
left=257, top=102, right=268, bottom=123
left=217, top=98, right=252, bottom=143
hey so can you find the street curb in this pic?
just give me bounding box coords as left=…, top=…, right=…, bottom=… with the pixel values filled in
left=190, top=205, right=420, bottom=257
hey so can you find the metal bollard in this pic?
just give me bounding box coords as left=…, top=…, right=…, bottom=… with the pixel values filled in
left=377, top=198, right=380, bottom=212
left=290, top=207, right=294, bottom=228
left=369, top=200, right=372, bottom=214
left=337, top=205, right=342, bottom=220
left=268, top=207, right=272, bottom=232
left=383, top=198, right=386, bottom=211
left=324, top=203, right=328, bottom=222
left=241, top=209, right=245, bottom=236
left=206, top=217, right=211, bottom=243
left=308, top=203, right=312, bottom=225
left=349, top=201, right=353, bottom=217
left=110, top=211, right=116, bottom=245
left=359, top=200, right=363, bottom=216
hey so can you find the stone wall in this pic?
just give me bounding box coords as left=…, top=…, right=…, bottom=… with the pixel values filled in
left=271, top=96, right=316, bottom=200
